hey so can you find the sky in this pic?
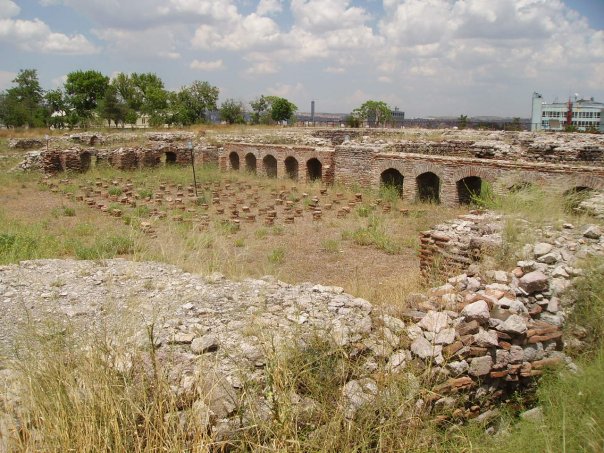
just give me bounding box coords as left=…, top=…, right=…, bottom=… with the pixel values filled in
left=0, top=0, right=603, bottom=118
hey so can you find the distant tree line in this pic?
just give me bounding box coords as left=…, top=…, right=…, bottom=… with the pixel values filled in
left=0, top=68, right=298, bottom=129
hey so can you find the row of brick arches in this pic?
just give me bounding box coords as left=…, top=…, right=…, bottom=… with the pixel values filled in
left=380, top=168, right=483, bottom=204
left=229, top=152, right=323, bottom=181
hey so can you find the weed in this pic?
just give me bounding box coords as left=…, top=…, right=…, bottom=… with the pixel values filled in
left=255, top=228, right=268, bottom=239
left=356, top=204, right=372, bottom=218
left=349, top=215, right=401, bottom=254
left=108, top=186, right=123, bottom=197
left=137, top=188, right=153, bottom=199
left=268, top=247, right=285, bottom=264
left=62, top=206, right=76, bottom=217
left=322, top=239, right=340, bottom=253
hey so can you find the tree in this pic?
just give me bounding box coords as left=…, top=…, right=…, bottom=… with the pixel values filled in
left=344, top=115, right=361, bottom=128
left=188, top=81, right=219, bottom=122
left=130, top=72, right=167, bottom=116
left=352, top=100, right=392, bottom=127
left=0, top=69, right=46, bottom=128
left=250, top=95, right=270, bottom=124
left=458, top=114, right=468, bottom=129
left=98, top=85, right=127, bottom=127
left=220, top=99, right=246, bottom=124
left=64, top=70, right=109, bottom=123
left=172, top=81, right=219, bottom=125
left=270, top=97, right=297, bottom=123
left=45, top=89, right=67, bottom=129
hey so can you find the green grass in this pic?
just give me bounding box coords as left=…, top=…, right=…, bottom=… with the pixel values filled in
left=268, top=247, right=285, bottom=264
left=322, top=239, right=340, bottom=253
left=346, top=215, right=401, bottom=254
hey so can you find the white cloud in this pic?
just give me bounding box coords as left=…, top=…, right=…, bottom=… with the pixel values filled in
left=190, top=59, right=224, bottom=71
left=0, top=18, right=98, bottom=54
left=191, top=13, right=281, bottom=50
left=158, top=51, right=181, bottom=59
left=0, top=0, right=19, bottom=19
left=291, top=0, right=368, bottom=33
left=245, top=61, right=279, bottom=75
left=93, top=26, right=184, bottom=58
left=257, top=0, right=282, bottom=16
left=266, top=82, right=306, bottom=99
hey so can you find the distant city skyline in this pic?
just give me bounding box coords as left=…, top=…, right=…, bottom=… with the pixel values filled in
left=1, top=0, right=603, bottom=118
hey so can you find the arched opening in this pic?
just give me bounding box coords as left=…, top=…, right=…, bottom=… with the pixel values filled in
left=457, top=176, right=482, bottom=204
left=229, top=152, right=240, bottom=170
left=245, top=153, right=257, bottom=173
left=80, top=152, right=92, bottom=172
left=285, top=156, right=299, bottom=180
left=563, top=186, right=593, bottom=211
left=380, top=168, right=404, bottom=197
left=165, top=151, right=177, bottom=165
left=263, top=155, right=277, bottom=178
left=307, top=158, right=322, bottom=181
left=416, top=172, right=440, bottom=203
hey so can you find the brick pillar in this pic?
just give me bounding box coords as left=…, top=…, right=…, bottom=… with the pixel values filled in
left=441, top=180, right=458, bottom=207
left=403, top=176, right=416, bottom=202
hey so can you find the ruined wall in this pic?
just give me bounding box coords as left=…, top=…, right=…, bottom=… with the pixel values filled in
left=332, top=144, right=604, bottom=206
left=222, top=143, right=336, bottom=184
left=41, top=148, right=94, bottom=174
left=419, top=212, right=503, bottom=280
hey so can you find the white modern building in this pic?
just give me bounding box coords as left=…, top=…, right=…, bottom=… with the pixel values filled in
left=531, top=92, right=604, bottom=132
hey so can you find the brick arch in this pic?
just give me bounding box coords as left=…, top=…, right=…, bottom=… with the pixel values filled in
left=244, top=152, right=257, bottom=173
left=408, top=162, right=446, bottom=181
left=557, top=174, right=604, bottom=193
left=374, top=161, right=407, bottom=186
left=449, top=166, right=498, bottom=184
left=228, top=151, right=241, bottom=170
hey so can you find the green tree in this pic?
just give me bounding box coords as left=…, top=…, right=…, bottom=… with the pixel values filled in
left=64, top=70, right=109, bottom=123
left=352, top=100, right=392, bottom=127
left=98, top=85, right=127, bottom=127
left=250, top=95, right=270, bottom=124
left=458, top=114, right=468, bottom=129
left=270, top=97, right=297, bottom=123
left=0, top=69, right=46, bottom=127
left=45, top=89, right=67, bottom=129
left=220, top=99, right=246, bottom=124
left=125, top=110, right=138, bottom=128
left=172, top=81, right=219, bottom=125
left=344, top=115, right=361, bottom=128
left=131, top=72, right=167, bottom=116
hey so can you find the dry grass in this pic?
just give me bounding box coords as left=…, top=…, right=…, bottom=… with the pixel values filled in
left=0, top=156, right=463, bottom=311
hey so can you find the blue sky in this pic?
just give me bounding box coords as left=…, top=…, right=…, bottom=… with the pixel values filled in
left=1, top=0, right=603, bottom=117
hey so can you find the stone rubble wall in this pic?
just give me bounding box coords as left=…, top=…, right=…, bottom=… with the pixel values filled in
left=410, top=222, right=602, bottom=420
left=8, top=138, right=44, bottom=149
